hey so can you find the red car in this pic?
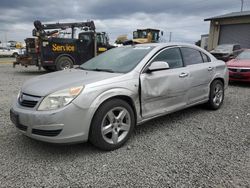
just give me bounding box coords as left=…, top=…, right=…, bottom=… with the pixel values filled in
left=227, top=50, right=250, bottom=82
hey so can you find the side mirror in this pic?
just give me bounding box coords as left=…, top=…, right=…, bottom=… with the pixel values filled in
left=146, top=61, right=169, bottom=73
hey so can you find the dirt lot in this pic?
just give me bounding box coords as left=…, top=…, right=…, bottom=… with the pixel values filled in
left=0, top=57, right=15, bottom=64
left=0, top=63, right=249, bottom=187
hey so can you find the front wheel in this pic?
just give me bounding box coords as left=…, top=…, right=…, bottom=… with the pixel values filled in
left=206, top=80, right=224, bottom=110
left=89, top=99, right=135, bottom=151
left=55, top=56, right=73, bottom=71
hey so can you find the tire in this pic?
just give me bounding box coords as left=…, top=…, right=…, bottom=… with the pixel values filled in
left=89, top=99, right=135, bottom=151
left=55, top=56, right=73, bottom=71
left=12, top=53, right=18, bottom=58
left=206, top=80, right=224, bottom=110
left=42, top=66, right=55, bottom=72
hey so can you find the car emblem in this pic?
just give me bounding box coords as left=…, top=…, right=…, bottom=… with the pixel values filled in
left=236, top=69, right=241, bottom=72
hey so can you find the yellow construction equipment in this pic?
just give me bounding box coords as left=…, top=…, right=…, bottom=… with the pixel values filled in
left=121, top=28, right=162, bottom=45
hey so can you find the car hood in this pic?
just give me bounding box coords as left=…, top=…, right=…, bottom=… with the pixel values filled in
left=22, top=69, right=123, bottom=96
left=210, top=49, right=230, bottom=54
left=227, top=59, right=250, bottom=68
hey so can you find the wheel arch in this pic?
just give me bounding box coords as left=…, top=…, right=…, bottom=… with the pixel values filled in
left=55, top=54, right=75, bottom=65
left=100, top=95, right=137, bottom=121
left=211, top=77, right=224, bottom=86
left=87, top=92, right=139, bottom=138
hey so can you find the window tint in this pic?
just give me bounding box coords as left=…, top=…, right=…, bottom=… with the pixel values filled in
left=152, top=48, right=183, bottom=69
left=181, top=47, right=203, bottom=66
left=201, top=52, right=211, bottom=62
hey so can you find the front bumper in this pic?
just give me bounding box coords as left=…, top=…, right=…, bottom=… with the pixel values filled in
left=10, top=102, right=93, bottom=144
left=229, top=71, right=250, bottom=82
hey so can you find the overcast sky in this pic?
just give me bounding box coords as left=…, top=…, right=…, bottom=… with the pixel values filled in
left=0, top=0, right=250, bottom=44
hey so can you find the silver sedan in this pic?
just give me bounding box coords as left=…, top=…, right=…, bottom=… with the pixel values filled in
left=10, top=43, right=228, bottom=150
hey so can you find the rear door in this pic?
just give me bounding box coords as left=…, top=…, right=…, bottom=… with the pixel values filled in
left=180, top=47, right=215, bottom=104
left=140, top=47, right=190, bottom=118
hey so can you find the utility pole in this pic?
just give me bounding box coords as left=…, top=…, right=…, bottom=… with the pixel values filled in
left=169, top=32, right=172, bottom=42
left=240, top=0, right=244, bottom=12
left=4, top=32, right=7, bottom=44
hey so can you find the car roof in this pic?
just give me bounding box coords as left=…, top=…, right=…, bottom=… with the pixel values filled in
left=135, top=42, right=200, bottom=48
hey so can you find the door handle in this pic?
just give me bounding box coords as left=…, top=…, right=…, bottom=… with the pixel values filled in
left=208, top=67, right=214, bottom=71
left=179, top=72, right=189, bottom=78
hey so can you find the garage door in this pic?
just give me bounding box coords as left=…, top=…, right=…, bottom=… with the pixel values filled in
left=219, top=24, right=250, bottom=48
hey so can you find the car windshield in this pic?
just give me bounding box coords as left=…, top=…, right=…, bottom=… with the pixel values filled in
left=236, top=50, right=250, bottom=60
left=215, top=44, right=233, bottom=52
left=80, top=46, right=154, bottom=73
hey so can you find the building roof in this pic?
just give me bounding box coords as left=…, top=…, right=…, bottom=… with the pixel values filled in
left=204, top=11, right=250, bottom=21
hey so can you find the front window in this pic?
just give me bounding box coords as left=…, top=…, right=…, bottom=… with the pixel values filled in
left=236, top=51, right=250, bottom=60
left=80, top=46, right=154, bottom=73
left=136, top=31, right=147, bottom=39
left=152, top=48, right=183, bottom=69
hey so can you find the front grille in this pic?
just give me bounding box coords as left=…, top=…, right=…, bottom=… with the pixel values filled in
left=19, top=93, right=41, bottom=108
left=19, top=100, right=38, bottom=107
left=241, top=69, right=250, bottom=72
left=32, top=129, right=62, bottom=137
left=228, top=68, right=250, bottom=73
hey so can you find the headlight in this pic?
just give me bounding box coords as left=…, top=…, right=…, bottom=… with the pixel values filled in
left=38, top=86, right=84, bottom=111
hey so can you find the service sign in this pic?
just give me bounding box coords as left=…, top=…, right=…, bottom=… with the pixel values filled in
left=52, top=44, right=75, bottom=52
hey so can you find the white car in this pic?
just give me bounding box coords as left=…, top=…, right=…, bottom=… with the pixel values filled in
left=0, top=47, right=22, bottom=57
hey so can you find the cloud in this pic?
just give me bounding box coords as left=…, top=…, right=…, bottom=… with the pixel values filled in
left=0, top=0, right=249, bottom=43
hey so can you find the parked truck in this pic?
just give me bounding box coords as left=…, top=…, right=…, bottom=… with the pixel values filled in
left=14, top=20, right=113, bottom=71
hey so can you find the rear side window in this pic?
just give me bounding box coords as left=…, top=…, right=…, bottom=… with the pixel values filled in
left=181, top=47, right=204, bottom=66
left=201, top=52, right=211, bottom=62
left=152, top=47, right=183, bottom=69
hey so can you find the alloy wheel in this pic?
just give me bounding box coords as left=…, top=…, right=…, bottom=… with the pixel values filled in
left=101, top=107, right=131, bottom=144
left=213, top=83, right=223, bottom=106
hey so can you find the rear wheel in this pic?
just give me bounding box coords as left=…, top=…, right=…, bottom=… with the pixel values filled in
left=206, top=80, right=224, bottom=110
left=55, top=56, right=73, bottom=71
left=12, top=53, right=18, bottom=58
left=89, top=99, right=135, bottom=151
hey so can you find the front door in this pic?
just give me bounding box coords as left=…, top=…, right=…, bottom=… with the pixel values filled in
left=140, top=47, right=190, bottom=118
left=78, top=32, right=95, bottom=64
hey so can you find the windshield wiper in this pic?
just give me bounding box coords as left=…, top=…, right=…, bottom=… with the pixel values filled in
left=91, top=68, right=115, bottom=73
left=76, top=67, right=115, bottom=73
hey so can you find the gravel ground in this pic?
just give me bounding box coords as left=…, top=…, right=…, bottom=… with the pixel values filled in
left=0, top=63, right=249, bottom=187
